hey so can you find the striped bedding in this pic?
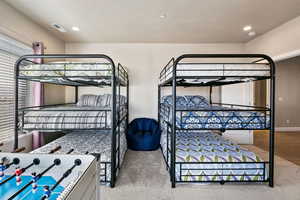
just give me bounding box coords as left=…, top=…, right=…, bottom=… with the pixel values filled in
left=23, top=106, right=108, bottom=130
left=23, top=105, right=125, bottom=131
left=31, top=129, right=127, bottom=184
left=22, top=94, right=126, bottom=131
left=161, top=95, right=269, bottom=129
left=160, top=131, right=267, bottom=182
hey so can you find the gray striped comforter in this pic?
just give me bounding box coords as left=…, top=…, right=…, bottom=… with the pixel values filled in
left=23, top=105, right=124, bottom=131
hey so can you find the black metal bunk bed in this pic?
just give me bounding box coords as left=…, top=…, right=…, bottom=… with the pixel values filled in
left=14, top=54, right=129, bottom=188
left=158, top=54, right=275, bottom=188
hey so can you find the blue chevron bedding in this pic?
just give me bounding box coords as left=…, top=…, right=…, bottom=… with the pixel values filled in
left=161, top=95, right=269, bottom=129
left=160, top=131, right=267, bottom=182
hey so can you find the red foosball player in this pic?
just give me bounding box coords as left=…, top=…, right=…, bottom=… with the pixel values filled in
left=31, top=172, right=38, bottom=193
left=15, top=166, right=22, bottom=185
left=0, top=160, right=5, bottom=180
left=43, top=185, right=51, bottom=199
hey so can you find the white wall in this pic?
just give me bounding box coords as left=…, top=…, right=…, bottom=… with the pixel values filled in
left=65, top=43, right=244, bottom=121
left=0, top=1, right=65, bottom=151
left=0, top=1, right=66, bottom=107
left=0, top=1, right=64, bottom=53
left=245, top=16, right=300, bottom=60
left=245, top=16, right=300, bottom=131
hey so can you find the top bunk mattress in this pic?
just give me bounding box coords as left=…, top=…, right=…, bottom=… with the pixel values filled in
left=166, top=63, right=269, bottom=77
left=160, top=63, right=270, bottom=84
left=18, top=62, right=127, bottom=86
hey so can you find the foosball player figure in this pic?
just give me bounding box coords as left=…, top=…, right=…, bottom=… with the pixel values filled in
left=43, top=185, right=51, bottom=199
left=15, top=166, right=22, bottom=185
left=0, top=159, right=5, bottom=180
left=31, top=172, right=38, bottom=193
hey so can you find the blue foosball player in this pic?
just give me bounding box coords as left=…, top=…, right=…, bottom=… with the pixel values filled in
left=0, top=160, right=5, bottom=180
left=43, top=185, right=51, bottom=199
left=31, top=172, right=38, bottom=193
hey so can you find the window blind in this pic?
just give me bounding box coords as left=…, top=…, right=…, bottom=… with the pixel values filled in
left=0, top=34, right=32, bottom=142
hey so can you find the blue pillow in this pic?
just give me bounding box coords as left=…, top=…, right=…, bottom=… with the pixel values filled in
left=162, top=95, right=187, bottom=106
left=185, top=95, right=209, bottom=107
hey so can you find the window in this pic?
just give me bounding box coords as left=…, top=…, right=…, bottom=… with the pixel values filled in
left=0, top=34, right=32, bottom=141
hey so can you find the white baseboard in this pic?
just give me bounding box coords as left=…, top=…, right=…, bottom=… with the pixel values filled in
left=275, top=127, right=300, bottom=132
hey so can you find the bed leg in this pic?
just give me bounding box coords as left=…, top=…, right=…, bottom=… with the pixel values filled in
left=269, top=179, right=274, bottom=187
left=171, top=182, right=176, bottom=188
left=110, top=181, right=115, bottom=188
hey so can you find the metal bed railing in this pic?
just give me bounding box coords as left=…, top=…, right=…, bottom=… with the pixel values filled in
left=18, top=103, right=128, bottom=132
left=160, top=103, right=270, bottom=131
left=160, top=121, right=269, bottom=184
left=158, top=54, right=275, bottom=188
left=176, top=162, right=268, bottom=183
left=14, top=54, right=129, bottom=188
left=18, top=60, right=128, bottom=86
left=159, top=54, right=272, bottom=86
left=100, top=162, right=111, bottom=183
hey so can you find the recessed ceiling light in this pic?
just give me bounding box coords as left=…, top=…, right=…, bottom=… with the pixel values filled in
left=243, top=25, right=252, bottom=31
left=248, top=31, right=256, bottom=36
left=72, top=26, right=80, bottom=31
left=51, top=23, right=67, bottom=32
left=160, top=14, right=167, bottom=19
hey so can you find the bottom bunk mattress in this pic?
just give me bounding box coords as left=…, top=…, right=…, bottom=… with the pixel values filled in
left=161, top=131, right=268, bottom=182
left=31, top=130, right=127, bottom=184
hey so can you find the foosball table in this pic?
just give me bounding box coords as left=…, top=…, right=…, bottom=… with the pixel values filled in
left=0, top=152, right=98, bottom=200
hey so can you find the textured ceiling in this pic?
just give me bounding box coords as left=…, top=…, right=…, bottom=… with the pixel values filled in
left=5, top=0, right=300, bottom=43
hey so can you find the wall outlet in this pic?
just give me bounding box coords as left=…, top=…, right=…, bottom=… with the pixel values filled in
left=286, top=119, right=290, bottom=124
left=278, top=97, right=283, bottom=101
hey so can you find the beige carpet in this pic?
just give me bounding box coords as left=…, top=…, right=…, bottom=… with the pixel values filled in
left=101, top=146, right=300, bottom=200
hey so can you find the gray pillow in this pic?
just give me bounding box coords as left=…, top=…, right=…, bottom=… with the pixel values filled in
left=77, top=94, right=102, bottom=106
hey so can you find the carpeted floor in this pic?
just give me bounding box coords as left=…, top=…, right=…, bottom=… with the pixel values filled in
left=100, top=146, right=300, bottom=200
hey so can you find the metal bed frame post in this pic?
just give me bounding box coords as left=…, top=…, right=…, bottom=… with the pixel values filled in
left=268, top=56, right=276, bottom=187
left=75, top=86, right=79, bottom=103
left=171, top=58, right=177, bottom=188
left=158, top=85, right=161, bottom=129
left=117, top=64, right=121, bottom=170
left=14, top=59, right=21, bottom=150
left=110, top=60, right=117, bottom=188
left=126, top=72, right=129, bottom=135
left=209, top=86, right=213, bottom=104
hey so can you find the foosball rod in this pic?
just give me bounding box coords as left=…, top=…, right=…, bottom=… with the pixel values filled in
left=66, top=148, right=74, bottom=154
left=0, top=146, right=26, bottom=153
left=40, top=159, right=82, bottom=200
left=1, top=158, right=20, bottom=170
left=49, top=145, right=62, bottom=154
left=8, top=159, right=61, bottom=200
left=0, top=158, right=40, bottom=186
left=11, top=147, right=26, bottom=153
left=0, top=145, right=61, bottom=185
